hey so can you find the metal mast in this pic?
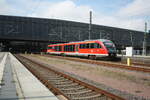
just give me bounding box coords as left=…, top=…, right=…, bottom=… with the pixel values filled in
left=89, top=11, right=92, bottom=40
left=143, top=22, right=147, bottom=55
left=130, top=32, right=133, bottom=47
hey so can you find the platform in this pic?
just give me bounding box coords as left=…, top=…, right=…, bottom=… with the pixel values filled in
left=0, top=52, right=59, bottom=100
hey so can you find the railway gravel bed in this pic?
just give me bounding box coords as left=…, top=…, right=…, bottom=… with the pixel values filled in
left=43, top=54, right=150, bottom=73
left=122, top=56, right=150, bottom=66
left=18, top=55, right=149, bottom=100
left=121, top=57, right=150, bottom=68
left=14, top=54, right=126, bottom=100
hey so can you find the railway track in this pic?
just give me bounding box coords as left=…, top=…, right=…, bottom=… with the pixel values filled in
left=132, top=62, right=150, bottom=67
left=43, top=54, right=150, bottom=73
left=121, top=57, right=150, bottom=67
left=123, top=62, right=150, bottom=68
left=15, top=54, right=125, bottom=100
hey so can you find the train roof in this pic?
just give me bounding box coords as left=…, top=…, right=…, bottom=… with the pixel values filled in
left=48, top=39, right=112, bottom=46
left=83, top=39, right=111, bottom=42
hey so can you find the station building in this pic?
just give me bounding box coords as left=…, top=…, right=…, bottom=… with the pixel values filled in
left=0, top=15, right=150, bottom=54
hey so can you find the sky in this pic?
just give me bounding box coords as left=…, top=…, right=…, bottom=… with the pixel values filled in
left=0, top=0, right=150, bottom=32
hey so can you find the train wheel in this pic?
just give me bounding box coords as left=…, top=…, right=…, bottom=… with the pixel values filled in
left=88, top=55, right=96, bottom=60
left=61, top=53, right=66, bottom=57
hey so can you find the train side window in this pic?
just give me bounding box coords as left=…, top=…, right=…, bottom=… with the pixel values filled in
left=79, top=44, right=84, bottom=49
left=54, top=46, right=60, bottom=51
left=79, top=44, right=83, bottom=49
left=82, top=44, right=86, bottom=48
left=68, top=45, right=71, bottom=51
left=64, top=45, right=75, bottom=52
left=67, top=45, right=68, bottom=51
left=65, top=45, right=68, bottom=51
left=71, top=45, right=75, bottom=51
left=84, top=44, right=87, bottom=48
left=70, top=45, right=75, bottom=52
left=76, top=44, right=79, bottom=51
left=67, top=45, right=69, bottom=51
left=86, top=43, right=90, bottom=48
left=54, top=46, right=57, bottom=51
left=58, top=46, right=62, bottom=51
left=66, top=45, right=68, bottom=51
left=79, top=44, right=81, bottom=48
left=47, top=46, right=53, bottom=49
left=80, top=44, right=90, bottom=49
left=95, top=43, right=101, bottom=48
left=90, top=43, right=95, bottom=48
left=64, top=45, right=67, bottom=51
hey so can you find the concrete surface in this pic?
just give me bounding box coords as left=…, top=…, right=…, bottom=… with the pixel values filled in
left=0, top=52, right=7, bottom=88
left=0, top=52, right=59, bottom=100
left=0, top=54, right=18, bottom=100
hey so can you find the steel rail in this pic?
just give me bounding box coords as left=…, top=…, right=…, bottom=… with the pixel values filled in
left=14, top=54, right=126, bottom=100
left=43, top=55, right=150, bottom=73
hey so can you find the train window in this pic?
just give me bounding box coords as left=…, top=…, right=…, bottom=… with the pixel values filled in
left=79, top=44, right=82, bottom=48
left=68, top=45, right=70, bottom=51
left=64, top=46, right=66, bottom=51
left=47, top=46, right=53, bottom=49
left=90, top=43, right=95, bottom=48
left=103, top=41, right=115, bottom=48
left=64, top=45, right=75, bottom=52
left=80, top=43, right=91, bottom=49
left=54, top=46, right=57, bottom=51
left=86, top=43, right=90, bottom=48
left=76, top=44, right=79, bottom=51
left=79, top=44, right=83, bottom=48
left=64, top=45, right=67, bottom=51
left=71, top=45, right=75, bottom=51
left=88, top=43, right=101, bottom=48
left=54, top=46, right=62, bottom=51
left=58, top=46, right=62, bottom=51
left=95, top=43, right=101, bottom=48
left=79, top=44, right=85, bottom=49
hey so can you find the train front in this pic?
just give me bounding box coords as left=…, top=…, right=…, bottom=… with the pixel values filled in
left=102, top=40, right=117, bottom=57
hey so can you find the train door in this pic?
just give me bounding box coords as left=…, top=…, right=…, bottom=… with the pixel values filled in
left=76, top=44, right=79, bottom=52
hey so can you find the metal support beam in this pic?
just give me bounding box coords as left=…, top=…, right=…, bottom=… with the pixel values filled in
left=89, top=11, right=92, bottom=40
left=143, top=22, right=147, bottom=55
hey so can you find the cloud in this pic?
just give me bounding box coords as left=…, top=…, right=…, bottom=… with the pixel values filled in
left=118, top=0, right=150, bottom=17
left=29, top=0, right=147, bottom=31
left=93, top=12, right=146, bottom=31
left=0, top=0, right=19, bottom=15
left=30, top=0, right=92, bottom=22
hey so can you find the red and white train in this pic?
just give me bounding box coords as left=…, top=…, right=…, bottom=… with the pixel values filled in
left=47, top=39, right=116, bottom=59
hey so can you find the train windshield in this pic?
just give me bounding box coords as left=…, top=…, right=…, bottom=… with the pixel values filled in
left=103, top=41, right=116, bottom=52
